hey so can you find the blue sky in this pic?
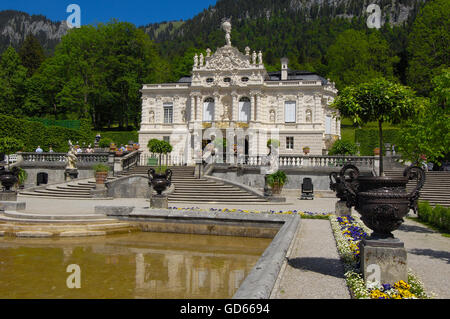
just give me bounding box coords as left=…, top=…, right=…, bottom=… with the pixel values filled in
left=0, top=0, right=218, bottom=26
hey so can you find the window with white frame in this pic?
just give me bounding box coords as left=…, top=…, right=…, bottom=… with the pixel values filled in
left=286, top=137, right=294, bottom=150
left=163, top=103, right=173, bottom=124
left=284, top=101, right=296, bottom=123
left=239, top=97, right=251, bottom=122
left=203, top=97, right=215, bottom=122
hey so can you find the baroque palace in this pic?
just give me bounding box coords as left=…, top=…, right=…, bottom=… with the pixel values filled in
left=139, top=21, right=340, bottom=165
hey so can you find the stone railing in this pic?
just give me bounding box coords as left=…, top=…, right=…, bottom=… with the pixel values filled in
left=20, top=152, right=110, bottom=164
left=240, top=154, right=376, bottom=170
left=139, top=153, right=187, bottom=167
left=279, top=155, right=376, bottom=169
left=117, top=150, right=141, bottom=173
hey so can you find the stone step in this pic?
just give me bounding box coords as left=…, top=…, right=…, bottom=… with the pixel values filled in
left=0, top=214, right=116, bottom=224
left=2, top=211, right=112, bottom=221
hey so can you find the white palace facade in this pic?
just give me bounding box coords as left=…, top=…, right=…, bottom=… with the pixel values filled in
left=139, top=22, right=340, bottom=166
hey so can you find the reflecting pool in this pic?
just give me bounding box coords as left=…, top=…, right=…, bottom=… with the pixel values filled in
left=0, top=232, right=271, bottom=299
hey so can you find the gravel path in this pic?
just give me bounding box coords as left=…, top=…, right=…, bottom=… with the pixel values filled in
left=271, top=219, right=350, bottom=299
left=395, top=217, right=450, bottom=299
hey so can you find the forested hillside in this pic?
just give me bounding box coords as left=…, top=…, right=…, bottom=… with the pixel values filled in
left=0, top=0, right=447, bottom=132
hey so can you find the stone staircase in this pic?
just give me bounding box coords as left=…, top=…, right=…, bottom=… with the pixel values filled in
left=123, top=166, right=268, bottom=203
left=384, top=169, right=450, bottom=207
left=19, top=177, right=116, bottom=199
left=19, top=166, right=267, bottom=203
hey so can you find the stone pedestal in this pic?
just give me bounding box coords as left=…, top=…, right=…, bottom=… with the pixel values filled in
left=64, top=169, right=79, bottom=182
left=0, top=192, right=17, bottom=202
left=360, top=238, right=408, bottom=285
left=150, top=195, right=168, bottom=209
left=90, top=185, right=108, bottom=198
left=335, top=200, right=351, bottom=216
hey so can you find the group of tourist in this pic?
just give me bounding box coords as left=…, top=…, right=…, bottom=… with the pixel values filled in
left=35, top=145, right=95, bottom=153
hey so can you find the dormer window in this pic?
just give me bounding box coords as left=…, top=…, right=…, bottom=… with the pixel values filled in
left=241, top=77, right=249, bottom=82
left=224, top=77, right=231, bottom=83
left=206, top=78, right=214, bottom=83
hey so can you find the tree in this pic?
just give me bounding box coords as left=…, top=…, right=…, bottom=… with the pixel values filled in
left=18, top=34, right=46, bottom=77
left=398, top=69, right=450, bottom=165
left=0, top=46, right=27, bottom=117
left=328, top=139, right=358, bottom=156
left=326, top=29, right=399, bottom=90
left=406, top=0, right=449, bottom=96
left=147, top=139, right=173, bottom=169
left=331, top=78, right=418, bottom=175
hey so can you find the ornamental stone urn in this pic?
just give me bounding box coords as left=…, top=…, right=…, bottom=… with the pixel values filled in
left=148, top=168, right=173, bottom=209
left=0, top=166, right=19, bottom=193
left=337, top=164, right=425, bottom=285
left=339, top=164, right=425, bottom=239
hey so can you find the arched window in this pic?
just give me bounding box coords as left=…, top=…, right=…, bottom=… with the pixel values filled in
left=241, top=77, right=249, bottom=82
left=203, top=97, right=215, bottom=122
left=206, top=78, right=214, bottom=83
left=306, top=109, right=313, bottom=123
left=239, top=97, right=251, bottom=122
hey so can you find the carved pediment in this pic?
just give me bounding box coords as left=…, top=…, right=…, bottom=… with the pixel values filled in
left=204, top=46, right=252, bottom=71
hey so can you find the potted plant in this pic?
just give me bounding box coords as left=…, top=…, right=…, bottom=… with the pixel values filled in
left=109, top=142, right=117, bottom=152
left=93, top=164, right=110, bottom=185
left=267, top=170, right=288, bottom=195
left=15, top=167, right=28, bottom=190
left=99, top=138, right=114, bottom=151
left=0, top=137, right=25, bottom=192
left=303, top=146, right=310, bottom=155
left=331, top=78, right=424, bottom=240
left=374, top=147, right=381, bottom=156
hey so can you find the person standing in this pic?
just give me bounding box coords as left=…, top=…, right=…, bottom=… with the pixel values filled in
left=35, top=146, right=43, bottom=153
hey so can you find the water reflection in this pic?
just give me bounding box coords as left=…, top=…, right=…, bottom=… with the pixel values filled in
left=0, top=232, right=270, bottom=299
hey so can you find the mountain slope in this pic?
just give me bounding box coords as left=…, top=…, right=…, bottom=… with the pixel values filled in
left=0, top=10, right=68, bottom=54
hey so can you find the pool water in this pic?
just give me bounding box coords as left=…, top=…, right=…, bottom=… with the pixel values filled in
left=0, top=232, right=271, bottom=299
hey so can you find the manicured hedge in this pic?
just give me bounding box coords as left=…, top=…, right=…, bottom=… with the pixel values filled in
left=27, top=118, right=81, bottom=130
left=418, top=201, right=450, bottom=233
left=0, top=114, right=90, bottom=153
left=94, top=131, right=139, bottom=146
left=355, top=128, right=401, bottom=156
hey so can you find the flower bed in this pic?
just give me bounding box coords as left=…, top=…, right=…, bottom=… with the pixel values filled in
left=168, top=207, right=332, bottom=219
left=330, top=215, right=431, bottom=299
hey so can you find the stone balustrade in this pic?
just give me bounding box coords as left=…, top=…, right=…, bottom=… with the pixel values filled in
left=19, top=152, right=110, bottom=164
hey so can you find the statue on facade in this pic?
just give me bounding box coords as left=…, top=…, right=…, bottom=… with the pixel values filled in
left=269, top=110, right=276, bottom=123
left=252, top=51, right=257, bottom=65
left=258, top=51, right=263, bottom=65
left=194, top=54, right=199, bottom=68
left=206, top=48, right=211, bottom=57
left=149, top=111, right=155, bottom=123
left=222, top=20, right=232, bottom=46
left=199, top=53, right=204, bottom=67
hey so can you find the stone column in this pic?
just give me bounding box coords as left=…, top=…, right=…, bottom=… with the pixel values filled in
left=231, top=93, right=238, bottom=122
left=251, top=94, right=257, bottom=122
left=196, top=95, right=201, bottom=122
left=190, top=95, right=195, bottom=123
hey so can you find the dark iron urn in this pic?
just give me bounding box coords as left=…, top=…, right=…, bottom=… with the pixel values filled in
left=148, top=168, right=173, bottom=195
left=337, top=164, right=425, bottom=239
left=0, top=166, right=19, bottom=192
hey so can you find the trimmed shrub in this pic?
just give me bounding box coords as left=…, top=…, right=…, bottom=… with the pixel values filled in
left=0, top=114, right=90, bottom=153
left=95, top=131, right=138, bottom=146
left=418, top=201, right=450, bottom=233
left=328, top=139, right=358, bottom=155
left=355, top=128, right=402, bottom=156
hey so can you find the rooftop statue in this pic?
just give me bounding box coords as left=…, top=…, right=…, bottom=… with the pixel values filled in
left=222, top=20, right=232, bottom=46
